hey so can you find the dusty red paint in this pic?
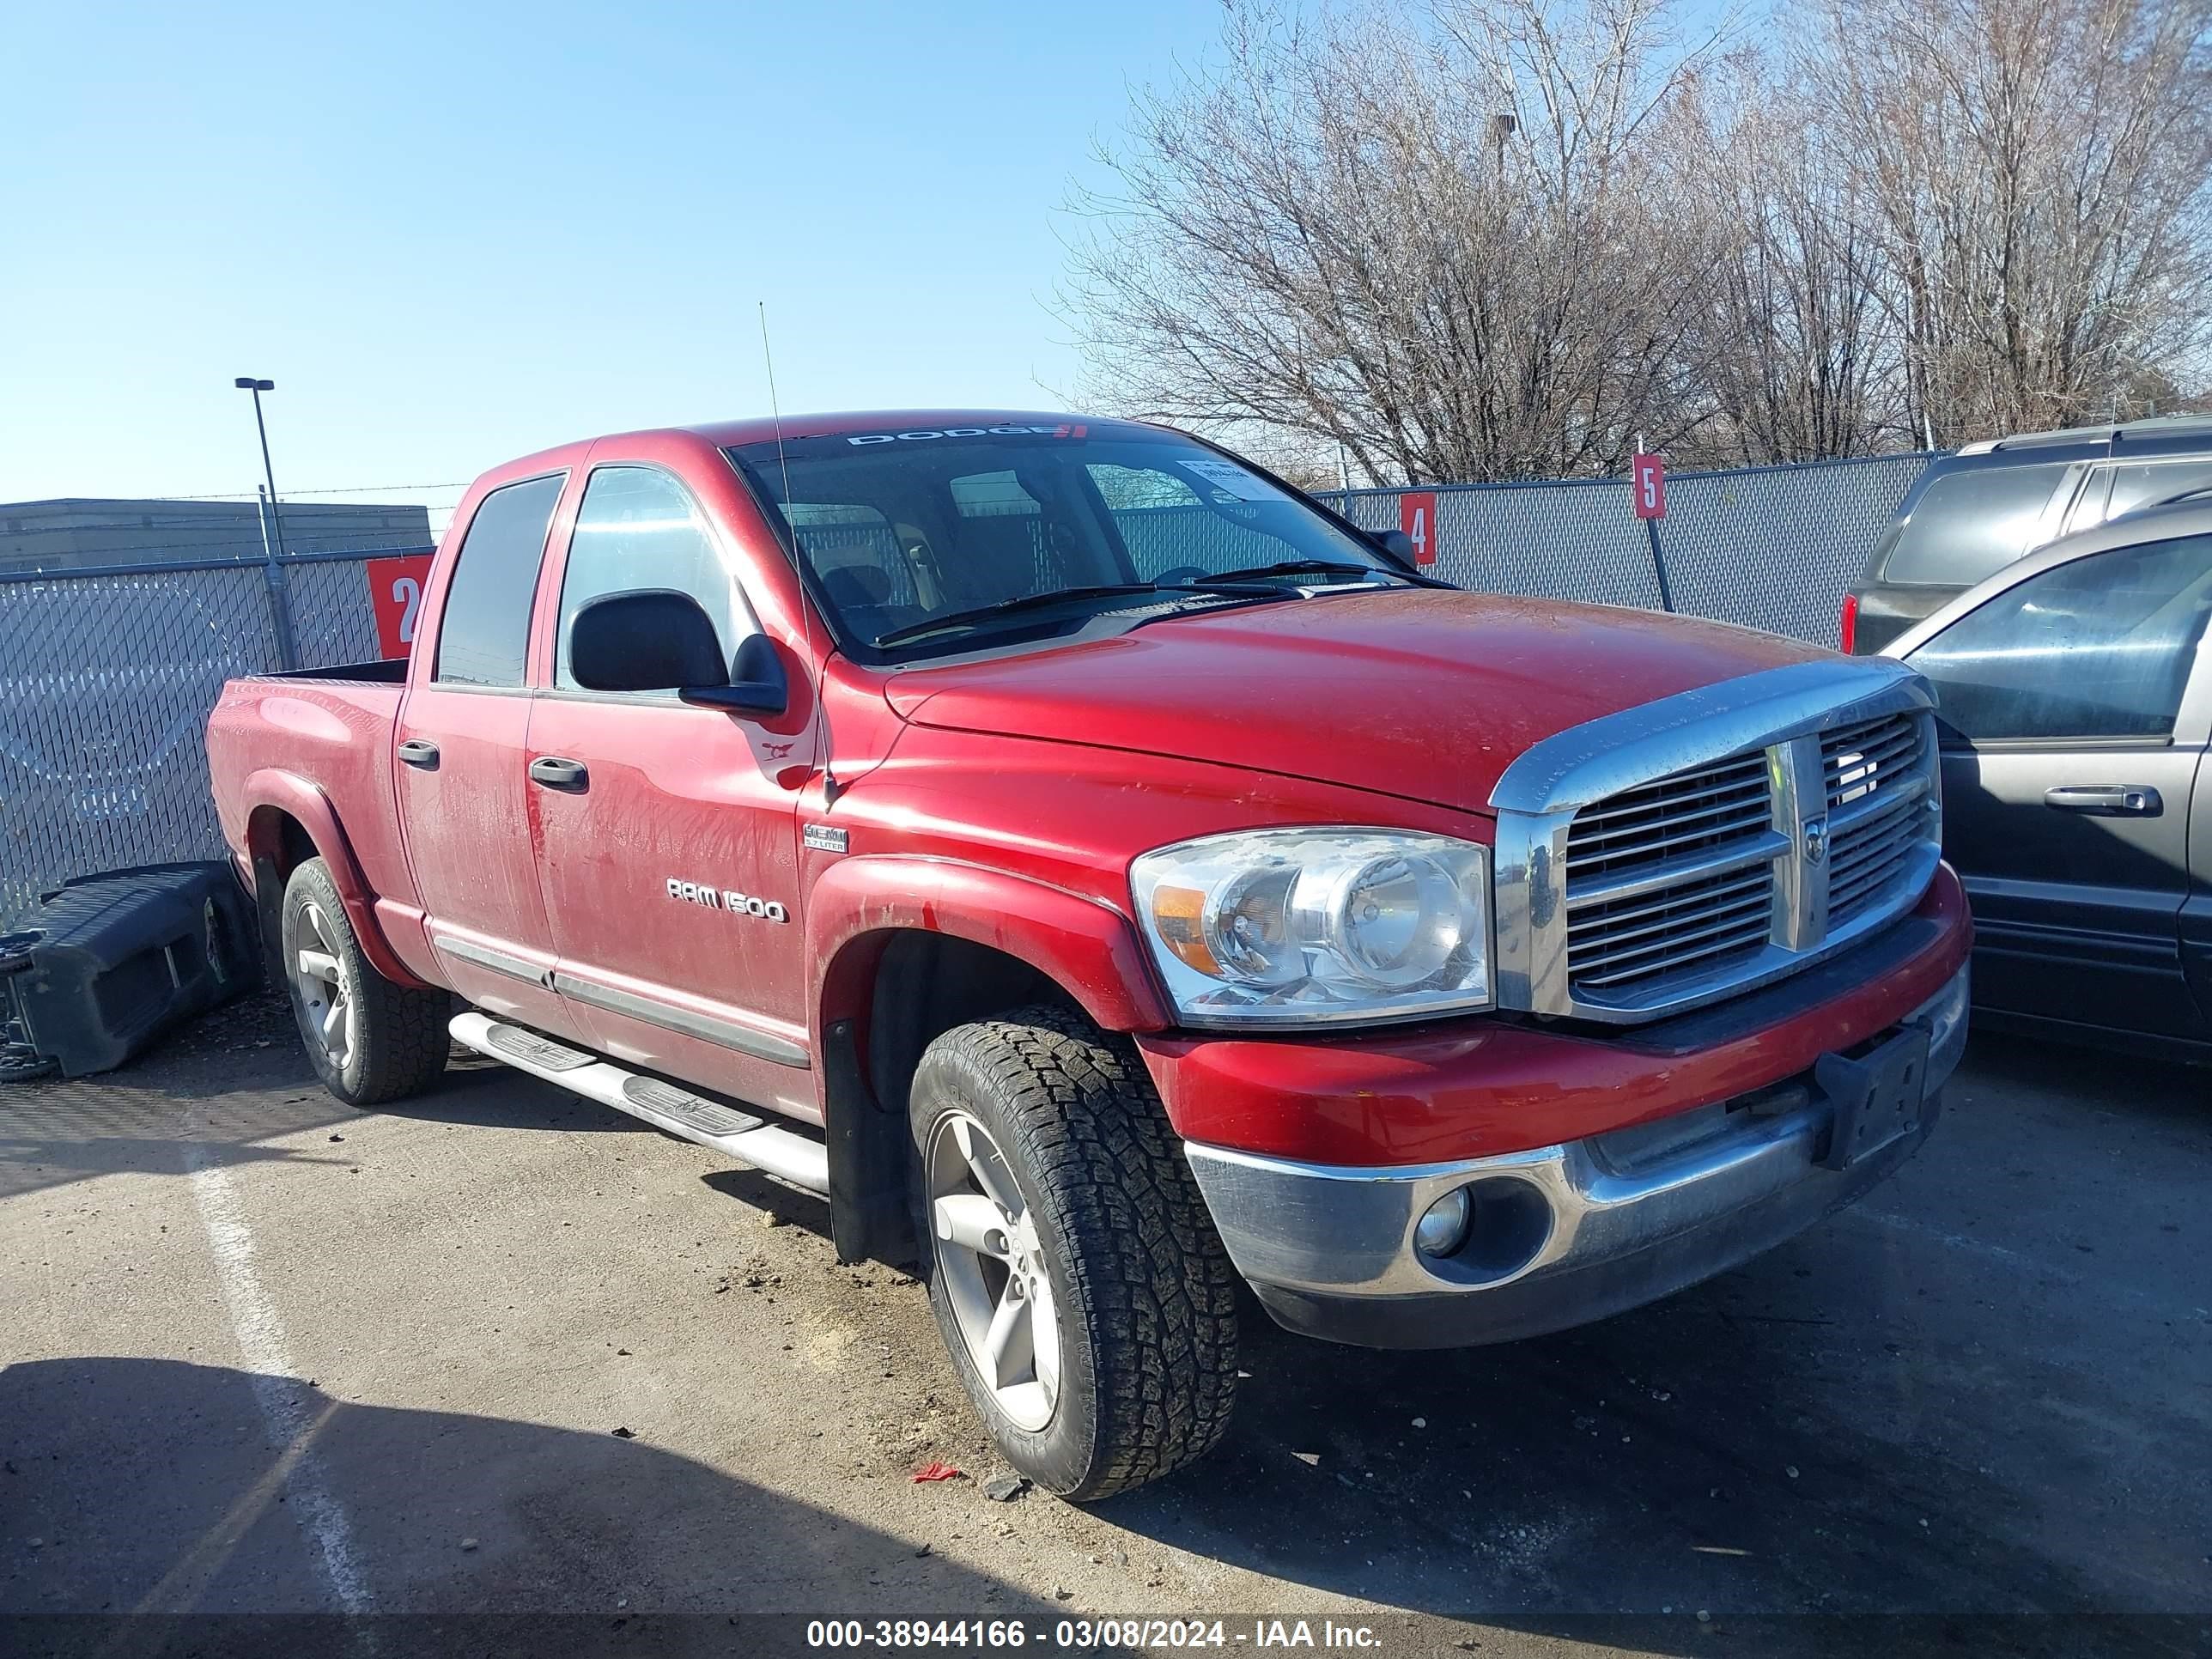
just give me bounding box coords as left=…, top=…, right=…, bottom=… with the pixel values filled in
left=206, top=410, right=1962, bottom=1169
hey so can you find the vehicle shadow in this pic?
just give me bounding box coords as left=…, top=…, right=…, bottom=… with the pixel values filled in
left=1082, top=1153, right=2208, bottom=1649
left=667, top=1035, right=2203, bottom=1649
left=0, top=997, right=641, bottom=1204
left=1084, top=1247, right=2194, bottom=1637
left=0, top=1355, right=1050, bottom=1651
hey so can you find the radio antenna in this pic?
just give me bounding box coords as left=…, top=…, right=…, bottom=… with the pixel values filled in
left=760, top=301, right=840, bottom=804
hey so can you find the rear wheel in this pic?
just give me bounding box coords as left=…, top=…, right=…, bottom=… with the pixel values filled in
left=281, top=857, right=447, bottom=1106
left=908, top=1006, right=1239, bottom=1499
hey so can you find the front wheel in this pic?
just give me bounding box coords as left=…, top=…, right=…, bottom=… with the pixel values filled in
left=281, top=857, right=448, bottom=1107
left=908, top=1006, right=1240, bottom=1499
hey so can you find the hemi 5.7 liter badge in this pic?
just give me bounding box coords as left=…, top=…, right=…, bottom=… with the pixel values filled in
left=802, top=823, right=848, bottom=854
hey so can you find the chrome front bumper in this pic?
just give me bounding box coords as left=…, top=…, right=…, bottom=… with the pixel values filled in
left=1183, top=963, right=1969, bottom=1349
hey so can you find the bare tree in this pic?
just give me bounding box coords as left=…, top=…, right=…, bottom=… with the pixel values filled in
left=1683, top=66, right=1905, bottom=464
left=1065, top=0, right=2212, bottom=477
left=1800, top=0, right=2212, bottom=445
left=1060, top=0, right=1738, bottom=483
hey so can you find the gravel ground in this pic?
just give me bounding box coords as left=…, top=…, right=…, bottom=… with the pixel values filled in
left=1, top=988, right=2207, bottom=1658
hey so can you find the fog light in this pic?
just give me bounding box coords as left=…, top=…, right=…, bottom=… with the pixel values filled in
left=1413, top=1188, right=1472, bottom=1258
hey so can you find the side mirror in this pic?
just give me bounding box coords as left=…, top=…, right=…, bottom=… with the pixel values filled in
left=1373, top=528, right=1417, bottom=564
left=681, top=634, right=788, bottom=716
left=568, top=590, right=788, bottom=716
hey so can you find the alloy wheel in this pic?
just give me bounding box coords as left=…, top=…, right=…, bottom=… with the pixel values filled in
left=291, top=902, right=355, bottom=1072
left=926, top=1109, right=1062, bottom=1431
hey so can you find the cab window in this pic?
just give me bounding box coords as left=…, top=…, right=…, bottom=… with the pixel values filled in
left=555, top=466, right=750, bottom=690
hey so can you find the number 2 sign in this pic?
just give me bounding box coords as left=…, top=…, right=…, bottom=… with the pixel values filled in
left=1398, top=490, right=1439, bottom=566
left=367, top=553, right=434, bottom=659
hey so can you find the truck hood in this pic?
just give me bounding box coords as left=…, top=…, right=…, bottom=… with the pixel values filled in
left=883, top=590, right=1830, bottom=816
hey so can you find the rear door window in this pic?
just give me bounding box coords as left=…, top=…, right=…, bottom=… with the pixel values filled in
left=434, top=474, right=564, bottom=687
left=1881, top=463, right=2069, bottom=586
left=1905, top=534, right=2212, bottom=741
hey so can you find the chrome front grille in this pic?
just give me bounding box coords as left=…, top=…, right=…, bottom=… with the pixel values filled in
left=1821, top=713, right=1930, bottom=927
left=1566, top=861, right=1775, bottom=991
left=1564, top=751, right=1780, bottom=994
left=1562, top=751, right=1774, bottom=883
left=1493, top=660, right=1943, bottom=1024
left=1823, top=711, right=1921, bottom=810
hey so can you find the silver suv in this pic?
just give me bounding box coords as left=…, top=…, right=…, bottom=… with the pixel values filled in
left=1846, top=416, right=2212, bottom=655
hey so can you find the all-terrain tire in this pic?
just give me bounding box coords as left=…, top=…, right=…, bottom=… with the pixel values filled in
left=281, top=857, right=447, bottom=1107
left=908, top=1005, right=1239, bottom=1500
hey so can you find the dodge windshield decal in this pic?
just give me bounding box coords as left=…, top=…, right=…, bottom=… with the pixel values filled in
left=845, top=423, right=1088, bottom=445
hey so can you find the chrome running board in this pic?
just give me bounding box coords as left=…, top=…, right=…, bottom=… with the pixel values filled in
left=450, top=1012, right=829, bottom=1194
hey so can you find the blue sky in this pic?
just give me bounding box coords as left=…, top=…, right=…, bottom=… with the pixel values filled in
left=0, top=1, right=1216, bottom=520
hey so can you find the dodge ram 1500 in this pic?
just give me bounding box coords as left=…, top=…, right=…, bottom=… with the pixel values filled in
left=207, top=411, right=1971, bottom=1498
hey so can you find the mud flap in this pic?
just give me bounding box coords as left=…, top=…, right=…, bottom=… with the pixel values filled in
left=824, top=1017, right=914, bottom=1266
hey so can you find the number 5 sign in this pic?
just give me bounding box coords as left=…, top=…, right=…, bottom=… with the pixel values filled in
left=367, top=553, right=434, bottom=658
left=1398, top=490, right=1439, bottom=566
left=1632, top=453, right=1666, bottom=520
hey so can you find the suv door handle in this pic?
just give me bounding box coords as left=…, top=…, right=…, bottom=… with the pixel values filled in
left=528, top=756, right=589, bottom=792
left=397, top=738, right=440, bottom=769
left=2045, top=783, right=2161, bottom=817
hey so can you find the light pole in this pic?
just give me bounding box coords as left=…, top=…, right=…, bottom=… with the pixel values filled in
left=234, top=376, right=287, bottom=560
left=234, top=375, right=299, bottom=668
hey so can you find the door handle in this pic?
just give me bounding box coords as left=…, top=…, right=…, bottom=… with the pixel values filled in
left=528, top=756, right=589, bottom=792
left=397, top=738, right=440, bottom=769
left=2045, top=783, right=2161, bottom=817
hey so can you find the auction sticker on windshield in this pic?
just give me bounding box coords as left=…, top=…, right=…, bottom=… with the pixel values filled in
left=1181, top=458, right=1286, bottom=501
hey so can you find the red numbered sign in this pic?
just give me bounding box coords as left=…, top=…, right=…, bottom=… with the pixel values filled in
left=367, top=553, right=434, bottom=659
left=1399, top=490, right=1439, bottom=566
left=1632, top=453, right=1666, bottom=520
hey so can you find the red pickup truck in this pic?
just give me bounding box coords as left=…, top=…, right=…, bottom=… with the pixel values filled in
left=207, top=411, right=1971, bottom=1498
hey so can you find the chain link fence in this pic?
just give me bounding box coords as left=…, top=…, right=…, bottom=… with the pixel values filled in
left=0, top=550, right=422, bottom=929
left=0, top=451, right=1935, bottom=931
left=1318, top=452, right=1931, bottom=641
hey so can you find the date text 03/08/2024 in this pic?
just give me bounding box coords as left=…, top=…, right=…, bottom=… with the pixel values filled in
left=805, top=1619, right=1383, bottom=1650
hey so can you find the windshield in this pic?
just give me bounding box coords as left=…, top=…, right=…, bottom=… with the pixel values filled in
left=725, top=422, right=1400, bottom=660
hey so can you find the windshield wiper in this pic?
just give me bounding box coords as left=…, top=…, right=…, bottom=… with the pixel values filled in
left=871, top=583, right=1225, bottom=647
left=1198, top=559, right=1388, bottom=584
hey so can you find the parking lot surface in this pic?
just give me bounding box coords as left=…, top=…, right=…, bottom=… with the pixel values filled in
left=2, top=990, right=2207, bottom=1656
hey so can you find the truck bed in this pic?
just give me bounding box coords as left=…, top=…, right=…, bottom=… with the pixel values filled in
left=256, top=658, right=409, bottom=684
left=204, top=668, right=417, bottom=915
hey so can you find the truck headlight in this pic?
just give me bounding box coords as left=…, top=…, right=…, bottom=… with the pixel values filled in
left=1131, top=830, right=1492, bottom=1028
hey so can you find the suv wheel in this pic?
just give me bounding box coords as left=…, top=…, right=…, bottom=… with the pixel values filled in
left=908, top=1006, right=1239, bottom=1499
left=281, top=857, right=448, bottom=1107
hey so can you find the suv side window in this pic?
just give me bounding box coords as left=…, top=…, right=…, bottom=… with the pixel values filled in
left=555, top=465, right=750, bottom=690
left=2060, top=465, right=2112, bottom=534
left=1906, top=534, right=2212, bottom=742
left=434, top=473, right=564, bottom=687
left=2102, top=458, right=2212, bottom=523
left=1882, top=463, right=2069, bottom=586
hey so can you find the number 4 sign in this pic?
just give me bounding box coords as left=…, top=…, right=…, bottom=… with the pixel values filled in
left=367, top=553, right=434, bottom=658
left=1398, top=490, right=1438, bottom=566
